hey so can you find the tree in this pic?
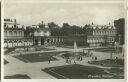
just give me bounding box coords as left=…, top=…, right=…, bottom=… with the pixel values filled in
left=62, top=23, right=71, bottom=36
left=48, top=22, right=60, bottom=36
left=48, top=22, right=58, bottom=28
left=24, top=26, right=34, bottom=37
left=114, top=18, right=125, bottom=45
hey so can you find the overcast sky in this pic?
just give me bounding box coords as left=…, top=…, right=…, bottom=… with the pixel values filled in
left=4, top=2, right=125, bottom=26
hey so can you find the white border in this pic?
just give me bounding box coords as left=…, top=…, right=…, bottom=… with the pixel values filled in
left=1, top=0, right=127, bottom=82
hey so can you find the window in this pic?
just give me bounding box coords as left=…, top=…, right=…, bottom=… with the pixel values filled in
left=9, top=31, right=13, bottom=36
left=14, top=31, right=17, bottom=36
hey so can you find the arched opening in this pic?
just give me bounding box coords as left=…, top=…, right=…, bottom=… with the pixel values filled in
left=4, top=41, right=8, bottom=47
left=13, top=41, right=17, bottom=47
left=9, top=31, right=13, bottom=37
left=41, top=38, right=44, bottom=45
left=18, top=41, right=22, bottom=46
left=8, top=41, right=13, bottom=48
left=24, top=41, right=28, bottom=46
left=35, top=39, right=38, bottom=45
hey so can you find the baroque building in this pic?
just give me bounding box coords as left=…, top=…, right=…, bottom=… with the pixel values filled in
left=4, top=19, right=117, bottom=48
left=4, top=19, right=33, bottom=48
left=4, top=19, right=64, bottom=48
left=87, top=23, right=117, bottom=47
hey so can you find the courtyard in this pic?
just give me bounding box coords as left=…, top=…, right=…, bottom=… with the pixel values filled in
left=4, top=46, right=124, bottom=79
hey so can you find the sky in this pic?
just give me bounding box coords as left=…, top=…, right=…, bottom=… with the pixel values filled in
left=4, top=2, right=125, bottom=27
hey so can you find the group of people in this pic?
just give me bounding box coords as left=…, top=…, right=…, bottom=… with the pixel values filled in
left=65, top=57, right=76, bottom=64
left=91, top=56, right=98, bottom=61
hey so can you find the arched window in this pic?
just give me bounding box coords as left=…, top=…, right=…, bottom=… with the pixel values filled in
left=19, top=31, right=22, bottom=36
left=14, top=31, right=17, bottom=37
left=9, top=31, right=13, bottom=36
left=8, top=41, right=13, bottom=47
left=4, top=31, right=7, bottom=36
left=14, top=41, right=17, bottom=47
left=18, top=41, right=22, bottom=46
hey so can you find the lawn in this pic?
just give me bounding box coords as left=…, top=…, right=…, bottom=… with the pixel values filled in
left=4, top=74, right=31, bottom=79
left=43, top=64, right=121, bottom=79
left=13, top=51, right=69, bottom=63
left=88, top=59, right=124, bottom=67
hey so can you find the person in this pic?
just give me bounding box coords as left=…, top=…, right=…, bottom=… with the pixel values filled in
left=48, top=56, right=52, bottom=64
left=95, top=56, right=97, bottom=61
left=73, top=59, right=76, bottom=64
left=69, top=58, right=71, bottom=64
left=92, top=56, right=94, bottom=60
left=80, top=55, right=82, bottom=61
left=114, top=57, right=118, bottom=63
left=66, top=58, right=68, bottom=63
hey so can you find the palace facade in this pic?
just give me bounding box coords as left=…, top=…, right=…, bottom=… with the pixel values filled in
left=87, top=23, right=116, bottom=47
left=4, top=19, right=64, bottom=48
left=4, top=19, right=33, bottom=48
left=4, top=19, right=117, bottom=48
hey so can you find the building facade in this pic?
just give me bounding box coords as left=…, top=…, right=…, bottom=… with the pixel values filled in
left=87, top=23, right=116, bottom=47
left=4, top=19, right=33, bottom=48
left=4, top=19, right=117, bottom=48
left=4, top=19, right=64, bottom=48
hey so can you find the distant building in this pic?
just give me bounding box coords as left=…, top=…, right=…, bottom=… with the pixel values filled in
left=4, top=19, right=116, bottom=48
left=32, top=21, right=51, bottom=46
left=4, top=19, right=63, bottom=48
left=87, top=23, right=116, bottom=47
left=4, top=19, right=33, bottom=48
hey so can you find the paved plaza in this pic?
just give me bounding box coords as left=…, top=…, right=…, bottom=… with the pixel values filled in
left=4, top=46, right=124, bottom=79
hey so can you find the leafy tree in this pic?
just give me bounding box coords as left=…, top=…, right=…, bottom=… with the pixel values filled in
left=114, top=18, right=125, bottom=45
left=62, top=23, right=71, bottom=36
left=48, top=22, right=60, bottom=36
left=24, top=26, right=34, bottom=37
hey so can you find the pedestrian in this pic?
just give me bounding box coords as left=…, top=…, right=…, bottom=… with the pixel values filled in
left=95, top=56, right=97, bottom=61
left=48, top=56, right=51, bottom=64
left=69, top=58, right=71, bottom=64
left=73, top=59, right=76, bottom=64
left=92, top=56, right=94, bottom=60
left=66, top=58, right=68, bottom=63
left=115, top=57, right=118, bottom=63
left=80, top=55, right=82, bottom=61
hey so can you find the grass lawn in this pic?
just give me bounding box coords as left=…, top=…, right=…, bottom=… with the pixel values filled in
left=4, top=59, right=9, bottom=64
left=13, top=51, right=68, bottom=63
left=43, top=64, right=121, bottom=79
left=4, top=74, right=31, bottom=79
left=107, top=68, right=124, bottom=76
left=88, top=59, right=124, bottom=67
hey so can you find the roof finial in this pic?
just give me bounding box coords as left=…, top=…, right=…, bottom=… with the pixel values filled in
left=92, top=22, right=93, bottom=25
left=109, top=22, right=110, bottom=25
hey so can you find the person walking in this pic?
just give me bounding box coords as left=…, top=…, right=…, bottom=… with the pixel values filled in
left=80, top=55, right=82, bottom=61
left=48, top=56, right=52, bottom=64
left=92, top=56, right=94, bottom=60
left=69, top=58, right=71, bottom=64
left=95, top=56, right=97, bottom=61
